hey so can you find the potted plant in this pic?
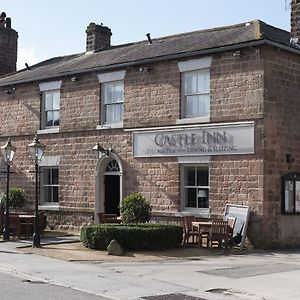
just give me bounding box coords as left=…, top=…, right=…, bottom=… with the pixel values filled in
left=0, top=187, right=26, bottom=211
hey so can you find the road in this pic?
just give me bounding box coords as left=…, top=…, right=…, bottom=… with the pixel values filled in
left=0, top=269, right=109, bottom=300
left=1, top=240, right=300, bottom=300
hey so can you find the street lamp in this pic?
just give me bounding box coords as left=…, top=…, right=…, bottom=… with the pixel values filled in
left=1, top=138, right=16, bottom=241
left=27, top=135, right=45, bottom=248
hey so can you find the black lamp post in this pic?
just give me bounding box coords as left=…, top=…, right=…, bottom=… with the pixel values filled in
left=1, top=138, right=16, bottom=241
left=27, top=135, right=45, bottom=248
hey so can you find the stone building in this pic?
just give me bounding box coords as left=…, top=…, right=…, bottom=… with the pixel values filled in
left=0, top=2, right=300, bottom=247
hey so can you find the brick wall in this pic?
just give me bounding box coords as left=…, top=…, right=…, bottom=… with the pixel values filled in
left=262, top=45, right=300, bottom=246
left=124, top=61, right=180, bottom=128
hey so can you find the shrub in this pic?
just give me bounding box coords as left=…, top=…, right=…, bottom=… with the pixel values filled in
left=80, top=223, right=183, bottom=251
left=0, top=187, right=26, bottom=209
left=119, top=192, right=151, bottom=224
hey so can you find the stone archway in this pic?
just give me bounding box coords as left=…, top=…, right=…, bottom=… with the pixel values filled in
left=94, top=152, right=123, bottom=223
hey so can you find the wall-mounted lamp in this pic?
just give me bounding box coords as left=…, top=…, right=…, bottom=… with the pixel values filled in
left=71, top=76, right=79, bottom=82
left=232, top=50, right=245, bottom=57
left=92, top=142, right=113, bottom=159
left=286, top=154, right=295, bottom=164
left=4, top=87, right=15, bottom=95
left=139, top=66, right=152, bottom=72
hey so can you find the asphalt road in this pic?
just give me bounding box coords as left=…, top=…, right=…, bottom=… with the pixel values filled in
left=0, top=270, right=109, bottom=300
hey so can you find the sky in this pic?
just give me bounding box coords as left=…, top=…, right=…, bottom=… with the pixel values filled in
left=1, top=0, right=292, bottom=70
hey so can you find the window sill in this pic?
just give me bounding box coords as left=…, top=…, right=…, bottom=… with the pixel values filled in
left=37, top=127, right=59, bottom=134
left=38, top=205, right=60, bottom=211
left=96, top=123, right=123, bottom=130
left=176, top=209, right=211, bottom=218
left=176, top=116, right=210, bottom=125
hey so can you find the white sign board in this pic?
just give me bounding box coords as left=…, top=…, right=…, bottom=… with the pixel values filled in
left=133, top=122, right=254, bottom=158
left=224, top=204, right=250, bottom=250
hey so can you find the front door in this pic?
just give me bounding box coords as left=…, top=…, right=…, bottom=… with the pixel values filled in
left=104, top=174, right=120, bottom=215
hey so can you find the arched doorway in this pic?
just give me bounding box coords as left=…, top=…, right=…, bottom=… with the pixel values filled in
left=104, top=159, right=121, bottom=215
left=95, top=153, right=123, bottom=222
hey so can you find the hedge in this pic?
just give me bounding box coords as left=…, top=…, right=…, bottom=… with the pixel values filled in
left=80, top=223, right=183, bottom=251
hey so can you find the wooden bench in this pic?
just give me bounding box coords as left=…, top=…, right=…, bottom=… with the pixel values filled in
left=97, top=213, right=121, bottom=224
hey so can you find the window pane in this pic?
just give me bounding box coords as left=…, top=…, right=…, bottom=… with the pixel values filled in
left=184, top=167, right=195, bottom=186
left=185, top=188, right=196, bottom=208
left=199, top=94, right=209, bottom=116
left=52, top=169, right=59, bottom=184
left=197, top=168, right=208, bottom=186
left=114, top=83, right=124, bottom=102
left=184, top=74, right=197, bottom=95
left=44, top=186, right=51, bottom=202
left=185, top=96, right=198, bottom=117
left=53, top=187, right=59, bottom=202
left=52, top=92, right=60, bottom=109
left=104, top=83, right=114, bottom=104
left=284, top=180, right=294, bottom=212
left=197, top=71, right=210, bottom=93
left=53, top=111, right=60, bottom=126
left=46, top=111, right=54, bottom=127
left=105, top=105, right=113, bottom=123
left=296, top=182, right=300, bottom=212
left=44, top=93, right=53, bottom=110
left=197, top=189, right=209, bottom=208
left=114, top=103, right=123, bottom=123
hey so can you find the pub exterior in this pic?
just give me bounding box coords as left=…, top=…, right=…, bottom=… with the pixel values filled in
left=0, top=2, right=300, bottom=247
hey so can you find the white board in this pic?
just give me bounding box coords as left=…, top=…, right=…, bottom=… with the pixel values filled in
left=224, top=204, right=250, bottom=250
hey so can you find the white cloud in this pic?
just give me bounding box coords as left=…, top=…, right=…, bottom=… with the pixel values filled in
left=17, top=46, right=46, bottom=71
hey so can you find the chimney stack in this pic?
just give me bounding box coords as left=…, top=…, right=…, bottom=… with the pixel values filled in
left=291, top=0, right=300, bottom=40
left=86, top=22, right=112, bottom=52
left=0, top=13, right=18, bottom=76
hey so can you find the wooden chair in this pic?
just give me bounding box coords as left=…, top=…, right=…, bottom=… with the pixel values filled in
left=9, top=214, right=21, bottom=238
left=227, top=216, right=236, bottom=247
left=208, top=220, right=229, bottom=250
left=182, top=216, right=198, bottom=246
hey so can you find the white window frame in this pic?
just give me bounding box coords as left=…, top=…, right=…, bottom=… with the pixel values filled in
left=177, top=57, right=211, bottom=124
left=97, top=71, right=126, bottom=128
left=38, top=81, right=62, bottom=132
left=181, top=164, right=210, bottom=213
left=40, top=166, right=59, bottom=208
left=101, top=81, right=124, bottom=125
left=42, top=90, right=60, bottom=129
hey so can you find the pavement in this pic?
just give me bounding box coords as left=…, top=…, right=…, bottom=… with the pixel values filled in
left=1, top=231, right=300, bottom=300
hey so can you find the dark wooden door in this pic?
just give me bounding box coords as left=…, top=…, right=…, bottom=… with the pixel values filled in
left=104, top=175, right=120, bottom=215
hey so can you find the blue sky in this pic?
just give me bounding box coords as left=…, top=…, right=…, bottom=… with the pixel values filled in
left=2, top=0, right=291, bottom=70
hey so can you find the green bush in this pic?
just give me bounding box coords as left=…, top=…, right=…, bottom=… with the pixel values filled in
left=80, top=223, right=183, bottom=251
left=119, top=192, right=151, bottom=224
left=1, top=187, right=26, bottom=209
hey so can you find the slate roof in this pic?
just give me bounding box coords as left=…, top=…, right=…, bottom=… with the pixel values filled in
left=0, top=20, right=292, bottom=87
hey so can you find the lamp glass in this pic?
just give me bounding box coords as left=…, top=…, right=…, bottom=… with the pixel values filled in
left=28, top=136, right=45, bottom=162
left=1, top=138, right=16, bottom=163
left=197, top=189, right=207, bottom=198
left=92, top=142, right=106, bottom=159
